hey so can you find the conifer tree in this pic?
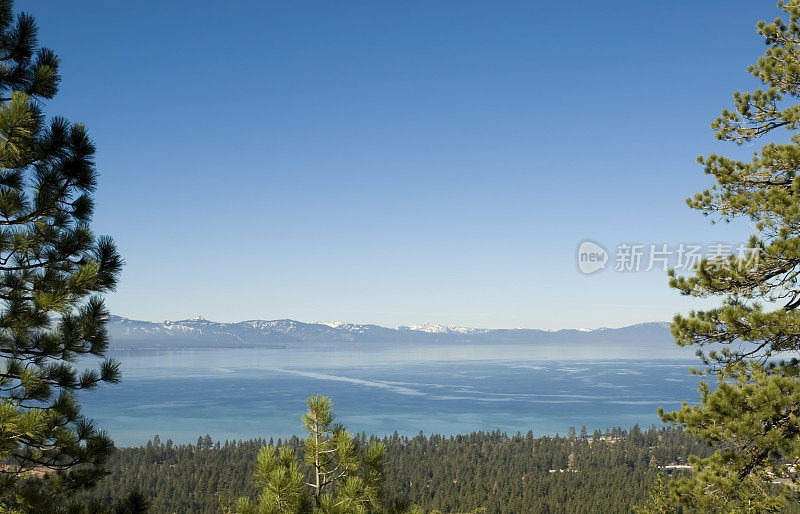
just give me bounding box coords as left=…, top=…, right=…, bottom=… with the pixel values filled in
left=234, top=395, right=391, bottom=514
left=657, top=0, right=800, bottom=510
left=0, top=0, right=123, bottom=509
left=634, top=474, right=676, bottom=514
left=233, top=445, right=309, bottom=514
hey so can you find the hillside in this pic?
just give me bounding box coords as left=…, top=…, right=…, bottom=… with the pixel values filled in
left=108, top=315, right=675, bottom=350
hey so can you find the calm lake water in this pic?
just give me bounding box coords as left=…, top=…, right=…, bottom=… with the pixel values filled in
left=78, top=343, right=700, bottom=446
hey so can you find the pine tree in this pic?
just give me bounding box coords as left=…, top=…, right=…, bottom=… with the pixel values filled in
left=0, top=0, right=123, bottom=509
left=634, top=474, right=676, bottom=514
left=656, top=1, right=800, bottom=511
left=233, top=395, right=392, bottom=514
left=233, top=446, right=308, bottom=514
left=302, top=395, right=361, bottom=508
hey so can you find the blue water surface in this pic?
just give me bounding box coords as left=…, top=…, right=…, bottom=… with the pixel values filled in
left=78, top=343, right=700, bottom=446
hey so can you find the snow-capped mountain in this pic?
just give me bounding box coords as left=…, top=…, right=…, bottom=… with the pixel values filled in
left=398, top=324, right=487, bottom=334
left=107, top=315, right=672, bottom=349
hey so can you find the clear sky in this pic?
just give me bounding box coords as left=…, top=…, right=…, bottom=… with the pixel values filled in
left=28, top=1, right=774, bottom=328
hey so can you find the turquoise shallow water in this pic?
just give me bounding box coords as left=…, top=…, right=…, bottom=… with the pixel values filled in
left=77, top=344, right=700, bottom=446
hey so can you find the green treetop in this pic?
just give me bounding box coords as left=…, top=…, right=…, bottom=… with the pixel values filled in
left=233, top=395, right=417, bottom=514
left=657, top=1, right=800, bottom=511
left=0, top=0, right=123, bottom=510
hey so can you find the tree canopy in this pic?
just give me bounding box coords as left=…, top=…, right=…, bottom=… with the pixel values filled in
left=0, top=0, right=123, bottom=510
left=232, top=395, right=391, bottom=514
left=659, top=0, right=800, bottom=511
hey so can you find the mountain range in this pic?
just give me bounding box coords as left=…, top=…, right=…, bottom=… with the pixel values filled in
left=107, top=315, right=675, bottom=350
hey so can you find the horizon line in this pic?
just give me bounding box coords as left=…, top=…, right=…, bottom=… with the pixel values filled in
left=108, top=314, right=671, bottom=332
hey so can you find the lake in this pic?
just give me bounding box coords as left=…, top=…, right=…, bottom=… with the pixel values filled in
left=78, top=343, right=701, bottom=446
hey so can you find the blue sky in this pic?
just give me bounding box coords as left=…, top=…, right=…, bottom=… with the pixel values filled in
left=30, top=1, right=774, bottom=328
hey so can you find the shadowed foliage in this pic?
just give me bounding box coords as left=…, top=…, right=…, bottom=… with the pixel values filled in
left=0, top=0, right=125, bottom=511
